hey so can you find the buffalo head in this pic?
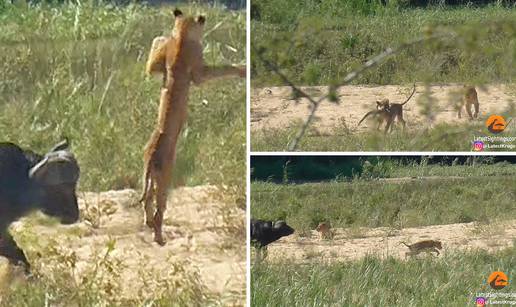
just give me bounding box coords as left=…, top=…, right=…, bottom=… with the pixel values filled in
left=29, top=139, right=80, bottom=224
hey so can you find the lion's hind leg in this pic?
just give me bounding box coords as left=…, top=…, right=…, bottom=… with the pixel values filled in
left=153, top=164, right=173, bottom=246
left=397, top=111, right=406, bottom=130
left=142, top=137, right=158, bottom=229
left=152, top=138, right=180, bottom=246
left=140, top=154, right=157, bottom=229
left=143, top=174, right=156, bottom=229
left=384, top=116, right=395, bottom=134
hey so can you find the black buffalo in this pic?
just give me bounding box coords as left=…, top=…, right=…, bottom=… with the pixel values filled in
left=0, top=139, right=80, bottom=272
left=251, top=219, right=294, bottom=249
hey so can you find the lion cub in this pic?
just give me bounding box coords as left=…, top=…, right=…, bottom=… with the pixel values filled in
left=458, top=86, right=479, bottom=119
left=357, top=108, right=392, bottom=133
left=358, top=84, right=416, bottom=133
left=316, top=222, right=334, bottom=240
left=401, top=240, right=442, bottom=257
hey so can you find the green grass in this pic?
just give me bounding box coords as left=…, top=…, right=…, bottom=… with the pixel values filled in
left=251, top=158, right=516, bottom=306
left=252, top=2, right=516, bottom=86
left=0, top=2, right=245, bottom=192
left=251, top=162, right=516, bottom=232
left=250, top=156, right=510, bottom=182
left=0, top=2, right=244, bottom=305
left=379, top=159, right=516, bottom=178
left=251, top=119, right=516, bottom=151
left=251, top=2, right=516, bottom=151
left=251, top=246, right=516, bottom=306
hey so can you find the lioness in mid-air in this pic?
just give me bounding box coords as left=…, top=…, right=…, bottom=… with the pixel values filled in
left=358, top=83, right=416, bottom=133
left=458, top=85, right=479, bottom=119
left=401, top=240, right=443, bottom=257
left=140, top=9, right=245, bottom=245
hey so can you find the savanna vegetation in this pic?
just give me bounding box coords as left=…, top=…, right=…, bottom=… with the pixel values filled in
left=251, top=121, right=516, bottom=152
left=251, top=157, right=516, bottom=306
left=251, top=1, right=516, bottom=86
left=251, top=155, right=516, bottom=181
left=250, top=1, right=516, bottom=151
left=251, top=246, right=516, bottom=306
left=0, top=1, right=244, bottom=305
left=0, top=1, right=245, bottom=192
left=251, top=157, right=516, bottom=237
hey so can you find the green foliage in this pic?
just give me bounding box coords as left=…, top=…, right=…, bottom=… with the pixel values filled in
left=251, top=246, right=516, bottom=306
left=0, top=2, right=245, bottom=192
left=251, top=162, right=516, bottom=231
left=360, top=158, right=399, bottom=178
left=251, top=119, right=516, bottom=151
left=252, top=4, right=516, bottom=86
left=251, top=156, right=363, bottom=182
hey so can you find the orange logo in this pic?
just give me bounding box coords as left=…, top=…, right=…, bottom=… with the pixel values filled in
left=486, top=115, right=506, bottom=134
left=488, top=271, right=509, bottom=290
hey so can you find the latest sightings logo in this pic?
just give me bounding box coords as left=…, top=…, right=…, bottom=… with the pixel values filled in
left=473, top=141, right=484, bottom=151
left=488, top=271, right=509, bottom=290
left=486, top=115, right=507, bottom=134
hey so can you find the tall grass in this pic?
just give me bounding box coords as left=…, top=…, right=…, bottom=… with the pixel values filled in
left=251, top=2, right=516, bottom=86
left=250, top=158, right=516, bottom=306
left=0, top=2, right=245, bottom=192
left=251, top=246, right=516, bottom=306
left=251, top=120, right=516, bottom=151
left=251, top=162, right=516, bottom=232
left=1, top=238, right=213, bottom=305
left=251, top=2, right=516, bottom=152
left=0, top=3, right=245, bottom=305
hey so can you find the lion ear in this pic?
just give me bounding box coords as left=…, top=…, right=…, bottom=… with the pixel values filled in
left=197, top=15, right=206, bottom=25
left=173, top=8, right=183, bottom=17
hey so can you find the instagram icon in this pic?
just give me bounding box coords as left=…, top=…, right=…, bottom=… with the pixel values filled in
left=473, top=141, right=484, bottom=151
left=476, top=297, right=486, bottom=306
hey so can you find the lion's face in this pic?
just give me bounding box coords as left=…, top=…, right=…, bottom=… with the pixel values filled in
left=376, top=98, right=390, bottom=110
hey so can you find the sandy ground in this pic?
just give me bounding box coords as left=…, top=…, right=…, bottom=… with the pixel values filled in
left=251, top=84, right=515, bottom=134
left=262, top=219, right=516, bottom=263
left=0, top=186, right=245, bottom=305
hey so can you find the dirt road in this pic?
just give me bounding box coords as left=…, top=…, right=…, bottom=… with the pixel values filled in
left=251, top=84, right=515, bottom=134
left=1, top=186, right=245, bottom=305
left=263, top=219, right=516, bottom=263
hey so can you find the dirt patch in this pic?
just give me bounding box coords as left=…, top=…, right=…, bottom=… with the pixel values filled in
left=251, top=84, right=515, bottom=134
left=2, top=186, right=245, bottom=305
left=262, top=220, right=516, bottom=263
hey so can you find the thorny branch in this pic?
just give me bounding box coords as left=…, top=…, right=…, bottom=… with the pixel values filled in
left=253, top=33, right=454, bottom=151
